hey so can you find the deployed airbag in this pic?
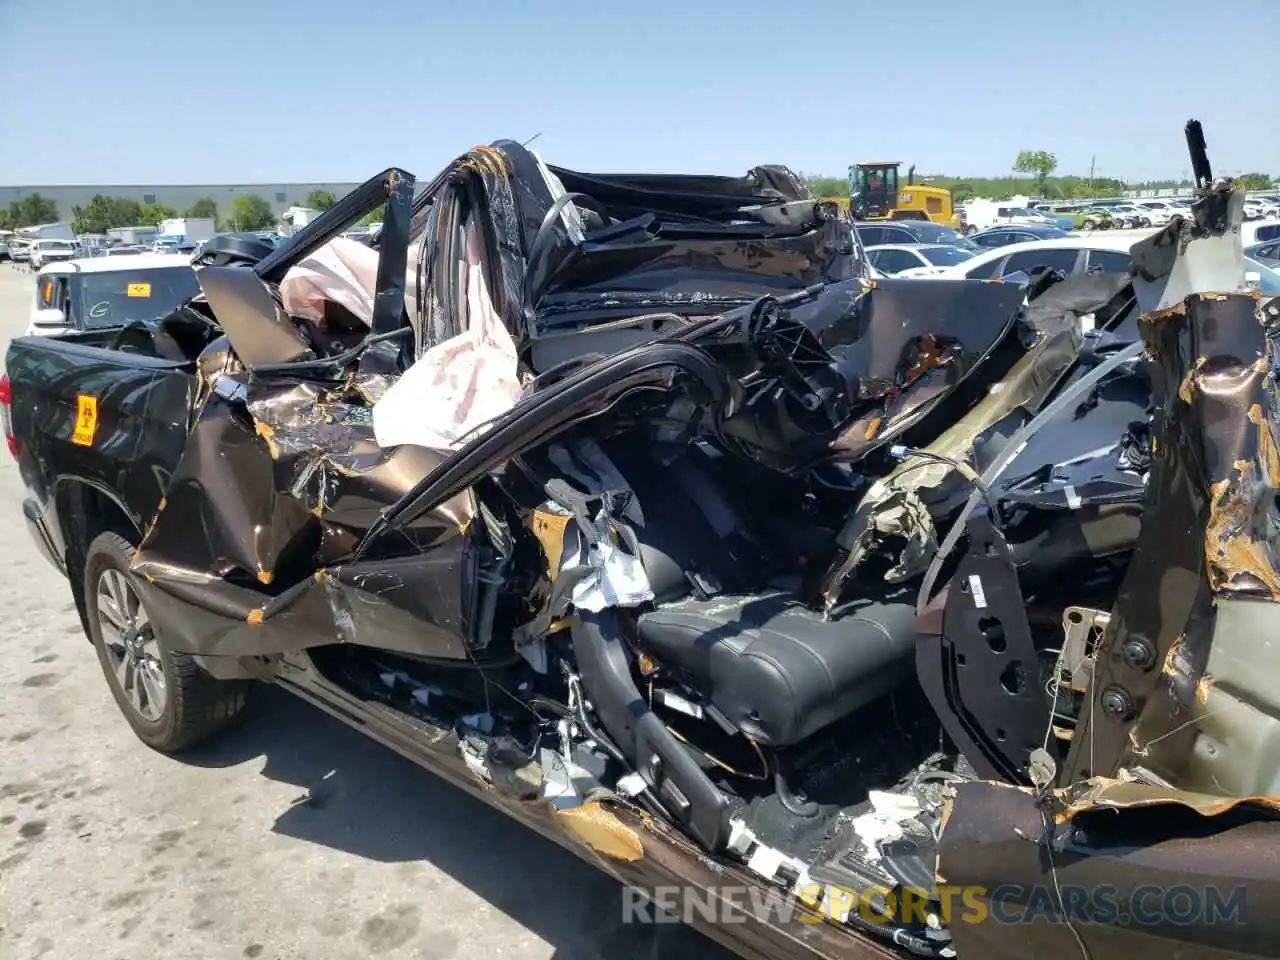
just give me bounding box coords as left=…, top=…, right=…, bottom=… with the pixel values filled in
left=373, top=222, right=522, bottom=450
left=279, top=236, right=420, bottom=326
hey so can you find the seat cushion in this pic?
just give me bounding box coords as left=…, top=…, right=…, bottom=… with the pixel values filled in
left=636, top=592, right=917, bottom=747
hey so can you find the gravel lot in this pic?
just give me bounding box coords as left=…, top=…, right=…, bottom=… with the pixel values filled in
left=0, top=263, right=726, bottom=960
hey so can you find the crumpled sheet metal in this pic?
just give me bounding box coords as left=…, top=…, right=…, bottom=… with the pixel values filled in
left=824, top=274, right=1101, bottom=590
left=131, top=388, right=315, bottom=586
left=1181, top=296, right=1280, bottom=597
left=131, top=374, right=480, bottom=663
left=1061, top=177, right=1280, bottom=785
left=1131, top=182, right=1246, bottom=314
left=1139, top=287, right=1279, bottom=602
left=133, top=364, right=472, bottom=594
left=937, top=777, right=1280, bottom=960
left=800, top=277, right=1029, bottom=462
left=535, top=222, right=850, bottom=308
left=1051, top=775, right=1280, bottom=821
left=194, top=265, right=314, bottom=369
left=411, top=142, right=530, bottom=350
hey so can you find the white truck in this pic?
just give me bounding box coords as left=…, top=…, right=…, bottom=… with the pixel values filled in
left=107, top=225, right=159, bottom=247
left=958, top=198, right=1057, bottom=235
left=157, top=218, right=215, bottom=243
left=18, top=222, right=75, bottom=241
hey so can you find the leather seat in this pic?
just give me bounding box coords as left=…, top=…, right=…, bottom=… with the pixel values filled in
left=636, top=591, right=917, bottom=748
left=559, top=440, right=918, bottom=748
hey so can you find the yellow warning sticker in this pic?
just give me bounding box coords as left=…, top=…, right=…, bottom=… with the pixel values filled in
left=72, top=395, right=98, bottom=446
left=126, top=283, right=151, bottom=298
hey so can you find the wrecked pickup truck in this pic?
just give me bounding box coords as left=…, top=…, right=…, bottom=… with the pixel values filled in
left=3, top=123, right=1277, bottom=960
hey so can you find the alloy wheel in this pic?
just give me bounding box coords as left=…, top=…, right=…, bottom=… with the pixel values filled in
left=96, top=569, right=167, bottom=721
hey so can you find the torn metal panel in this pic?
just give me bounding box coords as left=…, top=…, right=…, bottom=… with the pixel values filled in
left=1131, top=184, right=1247, bottom=313
left=809, top=278, right=1030, bottom=463
left=1062, top=172, right=1280, bottom=785
left=823, top=272, right=1107, bottom=593
left=500, top=143, right=860, bottom=333
left=139, top=536, right=481, bottom=662
left=132, top=343, right=478, bottom=662
left=194, top=266, right=314, bottom=368
left=938, top=778, right=1280, bottom=960
left=131, top=390, right=316, bottom=586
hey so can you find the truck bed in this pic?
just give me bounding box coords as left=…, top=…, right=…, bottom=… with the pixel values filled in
left=4, top=330, right=199, bottom=577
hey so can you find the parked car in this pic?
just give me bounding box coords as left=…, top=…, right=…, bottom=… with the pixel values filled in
left=28, top=238, right=79, bottom=269
left=959, top=200, right=1057, bottom=235
left=0, top=237, right=9, bottom=262
left=4, top=138, right=1276, bottom=960
left=1105, top=204, right=1151, bottom=229
left=1033, top=202, right=1092, bottom=230
left=1246, top=239, right=1280, bottom=267
left=1252, top=195, right=1280, bottom=218
left=862, top=243, right=976, bottom=277
left=968, top=225, right=1070, bottom=248
left=1072, top=206, right=1117, bottom=231
left=1133, top=200, right=1176, bottom=226
left=24, top=253, right=201, bottom=336
left=1243, top=199, right=1267, bottom=220
left=1244, top=254, right=1280, bottom=294
left=1241, top=218, right=1280, bottom=246
left=934, top=234, right=1137, bottom=280
left=853, top=219, right=977, bottom=250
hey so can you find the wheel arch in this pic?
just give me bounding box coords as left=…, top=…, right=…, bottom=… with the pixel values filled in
left=54, top=478, right=144, bottom=642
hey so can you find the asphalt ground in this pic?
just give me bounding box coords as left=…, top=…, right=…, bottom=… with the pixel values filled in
left=0, top=261, right=728, bottom=960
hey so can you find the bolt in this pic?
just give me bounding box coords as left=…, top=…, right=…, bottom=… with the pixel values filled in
left=1121, top=638, right=1156, bottom=670
left=1100, top=684, right=1136, bottom=720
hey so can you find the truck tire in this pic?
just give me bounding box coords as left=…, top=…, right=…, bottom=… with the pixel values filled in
left=84, top=532, right=248, bottom=752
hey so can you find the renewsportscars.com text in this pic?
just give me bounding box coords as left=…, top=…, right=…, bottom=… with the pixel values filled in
left=621, top=883, right=1248, bottom=927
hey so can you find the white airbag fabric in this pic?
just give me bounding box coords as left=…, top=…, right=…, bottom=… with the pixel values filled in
left=279, top=235, right=425, bottom=326
left=372, top=224, right=522, bottom=450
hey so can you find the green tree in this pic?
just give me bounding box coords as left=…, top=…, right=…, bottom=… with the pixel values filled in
left=1236, top=172, right=1275, bottom=191
left=801, top=175, right=848, bottom=199
left=186, top=197, right=218, bottom=220
left=139, top=202, right=178, bottom=226
left=229, top=194, right=275, bottom=231
left=306, top=190, right=337, bottom=210
left=1013, top=150, right=1058, bottom=195
left=71, top=195, right=144, bottom=234
left=2, top=193, right=60, bottom=229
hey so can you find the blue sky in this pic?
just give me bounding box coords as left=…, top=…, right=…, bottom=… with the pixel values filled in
left=1, top=0, right=1275, bottom=185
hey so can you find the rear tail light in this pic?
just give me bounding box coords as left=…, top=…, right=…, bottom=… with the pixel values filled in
left=1, top=374, right=16, bottom=458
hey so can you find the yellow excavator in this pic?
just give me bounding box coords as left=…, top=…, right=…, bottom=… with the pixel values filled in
left=827, top=162, right=961, bottom=229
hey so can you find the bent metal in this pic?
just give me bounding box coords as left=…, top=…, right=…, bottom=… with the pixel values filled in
left=4, top=120, right=1277, bottom=960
